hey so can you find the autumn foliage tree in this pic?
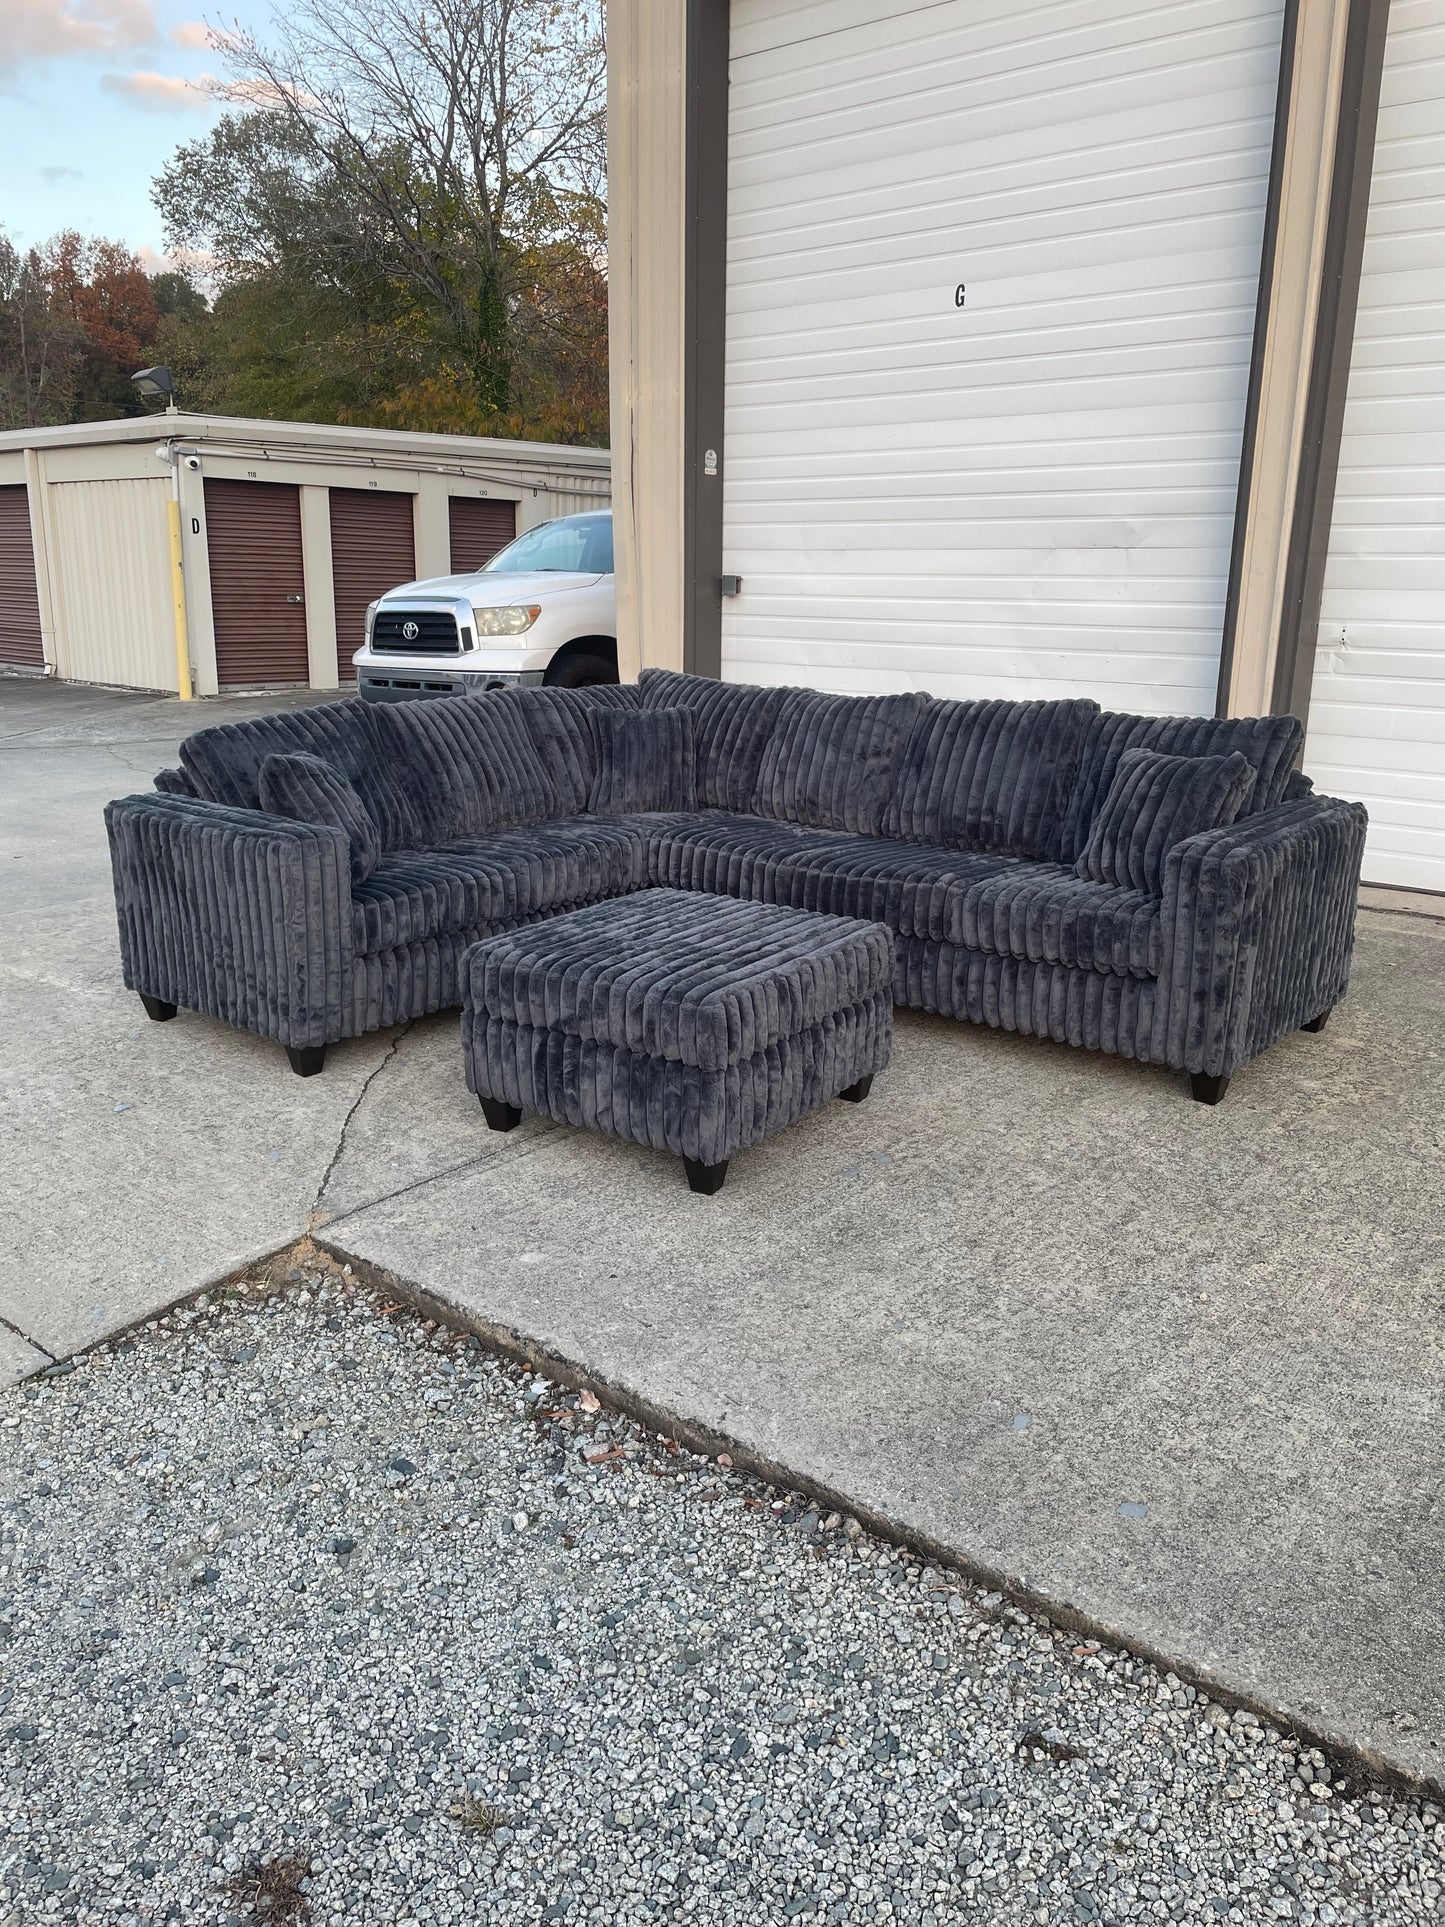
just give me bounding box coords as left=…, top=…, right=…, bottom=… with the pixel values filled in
left=155, top=0, right=608, bottom=445
left=0, top=229, right=184, bottom=428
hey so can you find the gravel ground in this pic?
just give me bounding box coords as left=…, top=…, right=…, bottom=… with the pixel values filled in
left=1, top=1261, right=1442, bottom=1927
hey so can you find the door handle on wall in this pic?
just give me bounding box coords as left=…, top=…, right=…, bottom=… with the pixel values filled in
left=284, top=595, right=305, bottom=603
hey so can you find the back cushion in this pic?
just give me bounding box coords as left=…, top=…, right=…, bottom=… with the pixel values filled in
left=884, top=696, right=1099, bottom=860
left=179, top=701, right=428, bottom=851
left=752, top=687, right=932, bottom=835
left=1057, top=709, right=1305, bottom=866
left=389, top=696, right=558, bottom=841
left=496, top=683, right=642, bottom=818
left=179, top=694, right=558, bottom=852
left=639, top=667, right=788, bottom=813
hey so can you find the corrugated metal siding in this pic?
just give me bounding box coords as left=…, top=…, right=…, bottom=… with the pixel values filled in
left=448, top=496, right=517, bottom=572
left=723, top=0, right=1284, bottom=709
left=330, top=488, right=417, bottom=683
left=50, top=478, right=174, bottom=690
left=0, top=484, right=44, bottom=667
left=1305, top=0, right=1445, bottom=892
left=205, top=478, right=310, bottom=686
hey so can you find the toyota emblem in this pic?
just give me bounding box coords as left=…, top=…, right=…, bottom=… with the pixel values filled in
left=402, top=620, right=420, bottom=641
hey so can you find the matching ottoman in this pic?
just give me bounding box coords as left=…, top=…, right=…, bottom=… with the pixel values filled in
left=460, top=889, right=894, bottom=1193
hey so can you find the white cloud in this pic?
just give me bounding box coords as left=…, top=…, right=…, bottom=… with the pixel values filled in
left=170, top=19, right=210, bottom=48
left=38, top=164, right=84, bottom=184
left=0, top=0, right=155, bottom=71
left=100, top=66, right=216, bottom=109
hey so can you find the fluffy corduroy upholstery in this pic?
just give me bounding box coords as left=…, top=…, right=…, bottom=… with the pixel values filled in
left=1057, top=709, right=1304, bottom=865
left=258, top=750, right=381, bottom=885
left=462, top=890, right=894, bottom=1165
left=589, top=707, right=698, bottom=815
left=883, top=696, right=1099, bottom=859
left=108, top=672, right=1366, bottom=1091
left=638, top=667, right=788, bottom=811
left=752, top=688, right=931, bottom=834
left=494, top=682, right=642, bottom=817
left=152, top=765, right=198, bottom=797
left=1074, top=747, right=1256, bottom=897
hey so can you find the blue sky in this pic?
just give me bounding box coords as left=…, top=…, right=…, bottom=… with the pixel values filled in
left=1, top=0, right=276, bottom=263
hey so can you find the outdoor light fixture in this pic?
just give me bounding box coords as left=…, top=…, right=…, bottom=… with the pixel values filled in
left=131, top=365, right=178, bottom=413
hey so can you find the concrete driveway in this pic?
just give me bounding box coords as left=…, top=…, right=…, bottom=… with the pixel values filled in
left=3, top=674, right=1443, bottom=1794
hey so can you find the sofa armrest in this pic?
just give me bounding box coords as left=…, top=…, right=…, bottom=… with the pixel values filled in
left=104, top=793, right=354, bottom=1050
left=1153, top=795, right=1367, bottom=1076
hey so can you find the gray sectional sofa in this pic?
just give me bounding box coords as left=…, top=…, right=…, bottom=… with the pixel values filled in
left=105, top=670, right=1367, bottom=1103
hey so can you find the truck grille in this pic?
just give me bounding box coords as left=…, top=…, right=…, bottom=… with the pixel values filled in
left=372, top=609, right=462, bottom=655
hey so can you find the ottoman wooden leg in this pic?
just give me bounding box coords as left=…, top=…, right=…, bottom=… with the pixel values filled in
left=286, top=1044, right=327, bottom=1077
left=1189, top=1072, right=1230, bottom=1106
left=139, top=993, right=177, bottom=1022
left=839, top=1074, right=873, bottom=1103
left=1301, top=1008, right=1332, bottom=1034
left=683, top=1156, right=729, bottom=1196
left=480, top=1096, right=523, bottom=1132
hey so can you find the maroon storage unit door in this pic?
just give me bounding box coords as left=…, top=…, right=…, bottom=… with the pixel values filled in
left=0, top=485, right=46, bottom=668
left=448, top=496, right=516, bottom=573
left=330, top=488, right=416, bottom=683
left=204, top=478, right=311, bottom=686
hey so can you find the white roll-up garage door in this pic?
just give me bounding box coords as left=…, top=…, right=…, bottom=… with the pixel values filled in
left=723, top=0, right=1284, bottom=713
left=1304, top=0, right=1445, bottom=894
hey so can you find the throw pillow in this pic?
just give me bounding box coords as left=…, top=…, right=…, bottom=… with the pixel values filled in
left=1074, top=747, right=1256, bottom=896
left=258, top=750, right=381, bottom=885
left=588, top=707, right=698, bottom=815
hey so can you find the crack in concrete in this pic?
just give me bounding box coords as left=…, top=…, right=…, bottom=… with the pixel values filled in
left=319, top=1129, right=553, bottom=1237
left=308, top=1021, right=415, bottom=1227
left=0, top=1309, right=56, bottom=1363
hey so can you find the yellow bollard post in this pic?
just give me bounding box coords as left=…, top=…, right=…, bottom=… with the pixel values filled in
left=167, top=496, right=193, bottom=701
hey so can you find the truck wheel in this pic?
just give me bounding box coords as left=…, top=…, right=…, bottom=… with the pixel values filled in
left=546, top=652, right=616, bottom=688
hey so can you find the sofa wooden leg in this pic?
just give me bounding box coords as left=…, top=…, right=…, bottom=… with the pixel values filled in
left=839, top=1074, right=873, bottom=1103
left=683, top=1156, right=729, bottom=1196
left=1189, top=1072, right=1230, bottom=1106
left=1301, top=1008, right=1332, bottom=1034
left=479, top=1096, right=522, bottom=1132
left=139, top=993, right=177, bottom=1022
left=286, top=1044, right=327, bottom=1078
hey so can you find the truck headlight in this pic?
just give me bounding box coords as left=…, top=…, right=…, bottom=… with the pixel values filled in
left=473, top=605, right=542, bottom=638
left=364, top=599, right=379, bottom=645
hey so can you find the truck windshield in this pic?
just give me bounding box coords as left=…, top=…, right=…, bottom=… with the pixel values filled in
left=482, top=512, right=613, bottom=574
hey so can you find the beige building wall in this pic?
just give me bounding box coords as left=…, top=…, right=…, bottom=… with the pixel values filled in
left=49, top=478, right=176, bottom=691
left=0, top=416, right=610, bottom=694
left=608, top=0, right=688, bottom=682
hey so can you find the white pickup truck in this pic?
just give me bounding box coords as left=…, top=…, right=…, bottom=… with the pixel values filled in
left=354, top=509, right=617, bottom=702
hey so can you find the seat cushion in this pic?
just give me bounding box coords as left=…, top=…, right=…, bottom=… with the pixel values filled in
left=1058, top=709, right=1304, bottom=864
left=349, top=817, right=644, bottom=954
left=258, top=751, right=380, bottom=886
left=465, top=889, right=894, bottom=1070
left=955, top=865, right=1162, bottom=980
left=883, top=696, right=1099, bottom=860
left=644, top=812, right=1157, bottom=975
left=638, top=668, right=789, bottom=812
left=751, top=688, right=932, bottom=834
left=644, top=811, right=1017, bottom=942
left=1075, top=747, right=1256, bottom=896
left=590, top=707, right=698, bottom=815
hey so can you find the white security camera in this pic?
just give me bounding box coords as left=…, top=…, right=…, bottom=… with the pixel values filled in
left=184, top=455, right=202, bottom=472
